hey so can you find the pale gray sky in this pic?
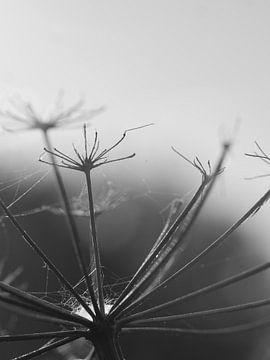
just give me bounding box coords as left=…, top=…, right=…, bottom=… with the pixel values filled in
left=1, top=0, right=270, bottom=248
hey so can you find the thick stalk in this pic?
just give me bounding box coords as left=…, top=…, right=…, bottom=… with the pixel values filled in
left=85, top=170, right=105, bottom=315
left=92, top=330, right=121, bottom=360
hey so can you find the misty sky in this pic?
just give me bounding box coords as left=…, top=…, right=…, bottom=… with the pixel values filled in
left=1, top=1, right=270, bottom=247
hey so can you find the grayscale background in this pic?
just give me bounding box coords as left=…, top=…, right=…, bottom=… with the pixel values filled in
left=1, top=1, right=270, bottom=359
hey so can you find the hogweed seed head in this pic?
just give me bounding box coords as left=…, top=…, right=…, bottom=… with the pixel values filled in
left=171, top=146, right=225, bottom=184
left=2, top=118, right=270, bottom=359
left=39, top=123, right=153, bottom=173
left=0, top=97, right=104, bottom=133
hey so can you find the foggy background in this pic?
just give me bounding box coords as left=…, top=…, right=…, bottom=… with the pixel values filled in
left=1, top=1, right=270, bottom=359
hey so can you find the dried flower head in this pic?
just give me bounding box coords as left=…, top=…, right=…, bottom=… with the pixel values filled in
left=39, top=124, right=152, bottom=172
left=0, top=97, right=104, bottom=133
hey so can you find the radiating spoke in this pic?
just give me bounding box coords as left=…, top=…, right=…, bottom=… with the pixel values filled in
left=0, top=330, right=87, bottom=343
left=118, top=262, right=270, bottom=323
left=122, top=316, right=270, bottom=335
left=110, top=142, right=230, bottom=319
left=125, top=297, right=270, bottom=326
left=11, top=336, right=81, bottom=360
left=0, top=281, right=92, bottom=328
left=0, top=197, right=93, bottom=319
left=114, top=186, right=270, bottom=319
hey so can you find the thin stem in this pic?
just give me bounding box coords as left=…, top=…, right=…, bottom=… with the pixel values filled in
left=115, top=186, right=270, bottom=319
left=0, top=294, right=77, bottom=328
left=119, top=262, right=270, bottom=324
left=3, top=111, right=30, bottom=124
left=122, top=318, right=270, bottom=335
left=0, top=198, right=93, bottom=321
left=123, top=200, right=182, bottom=296
left=0, top=330, right=87, bottom=342
left=94, top=153, right=136, bottom=168
left=88, top=347, right=96, bottom=360
left=126, top=298, right=270, bottom=325
left=111, top=142, right=230, bottom=319
left=89, top=131, right=99, bottom=159
left=39, top=158, right=77, bottom=170
left=110, top=181, right=207, bottom=317
left=85, top=171, right=105, bottom=315
left=52, top=148, right=80, bottom=165
left=0, top=281, right=92, bottom=328
left=139, top=183, right=210, bottom=296
left=149, top=199, right=183, bottom=256
left=98, top=124, right=153, bottom=159
left=43, top=131, right=99, bottom=319
left=114, top=335, right=125, bottom=360
left=12, top=336, right=81, bottom=360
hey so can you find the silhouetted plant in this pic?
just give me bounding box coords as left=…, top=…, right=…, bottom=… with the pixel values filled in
left=1, top=103, right=270, bottom=359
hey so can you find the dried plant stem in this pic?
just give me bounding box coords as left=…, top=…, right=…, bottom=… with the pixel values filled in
left=119, top=262, right=270, bottom=324
left=0, top=198, right=92, bottom=322
left=92, top=332, right=121, bottom=360
left=111, top=143, right=230, bottom=319
left=148, top=199, right=183, bottom=257
left=117, top=181, right=208, bottom=317
left=122, top=317, right=270, bottom=335
left=126, top=298, right=270, bottom=325
left=0, top=330, right=87, bottom=343
left=87, top=347, right=96, bottom=360
left=116, top=186, right=270, bottom=319
left=0, top=294, right=79, bottom=328
left=12, top=336, right=81, bottom=360
left=85, top=170, right=105, bottom=315
left=43, top=131, right=99, bottom=319
left=110, top=181, right=207, bottom=317
left=0, top=281, right=92, bottom=328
